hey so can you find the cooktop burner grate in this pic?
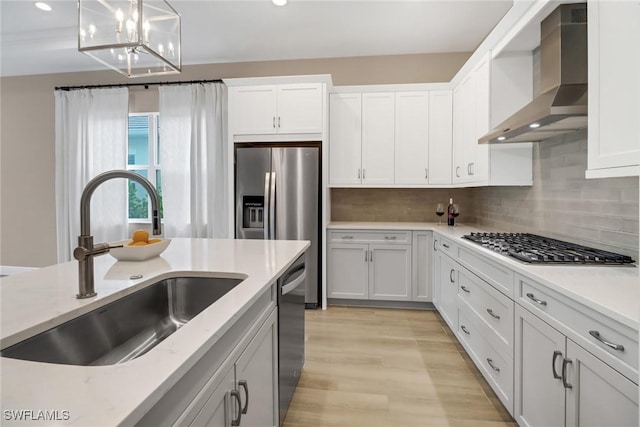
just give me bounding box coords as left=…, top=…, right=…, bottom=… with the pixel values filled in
left=462, top=232, right=635, bottom=265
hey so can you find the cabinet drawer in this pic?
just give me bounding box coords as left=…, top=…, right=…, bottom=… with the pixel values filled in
left=458, top=246, right=514, bottom=298
left=328, top=230, right=411, bottom=244
left=458, top=266, right=514, bottom=353
left=458, top=306, right=514, bottom=414
left=517, top=275, right=639, bottom=382
left=435, top=234, right=457, bottom=257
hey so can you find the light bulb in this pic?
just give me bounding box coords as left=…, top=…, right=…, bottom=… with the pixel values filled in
left=143, top=20, right=150, bottom=44
left=115, top=8, right=124, bottom=33
left=273, top=0, right=287, bottom=5
left=80, top=28, right=86, bottom=41
left=497, top=136, right=506, bottom=141
left=158, top=43, right=164, bottom=55
left=168, top=42, right=175, bottom=58
left=35, top=2, right=52, bottom=12
left=529, top=123, right=540, bottom=129
left=88, top=24, right=96, bottom=39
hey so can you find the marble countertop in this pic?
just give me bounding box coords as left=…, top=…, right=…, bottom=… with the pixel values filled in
left=328, top=221, right=639, bottom=330
left=0, top=238, right=309, bottom=426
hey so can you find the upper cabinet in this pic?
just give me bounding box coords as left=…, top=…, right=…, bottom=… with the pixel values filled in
left=230, top=83, right=324, bottom=135
left=329, top=88, right=453, bottom=187
left=586, top=0, right=640, bottom=178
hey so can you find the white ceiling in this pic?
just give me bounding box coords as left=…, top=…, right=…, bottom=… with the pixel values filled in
left=0, top=0, right=513, bottom=77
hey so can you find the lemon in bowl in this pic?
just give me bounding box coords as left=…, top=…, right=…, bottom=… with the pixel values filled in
left=110, top=231, right=170, bottom=261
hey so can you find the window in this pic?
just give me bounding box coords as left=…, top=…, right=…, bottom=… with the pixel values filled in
left=127, top=113, right=162, bottom=221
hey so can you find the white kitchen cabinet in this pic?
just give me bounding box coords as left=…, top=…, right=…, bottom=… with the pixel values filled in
left=433, top=248, right=458, bottom=330
left=369, top=244, right=412, bottom=301
left=453, top=53, right=490, bottom=184
left=329, top=93, right=363, bottom=186
left=515, top=304, right=639, bottom=427
left=138, top=289, right=278, bottom=427
left=411, top=231, right=433, bottom=302
left=326, top=242, right=369, bottom=299
left=330, top=89, right=453, bottom=187
left=586, top=0, right=640, bottom=178
left=565, top=339, right=639, bottom=427
left=327, top=230, right=413, bottom=302
left=514, top=304, right=567, bottom=427
left=394, top=91, right=453, bottom=185
left=428, top=91, right=454, bottom=185
left=361, top=92, right=395, bottom=185
left=231, top=83, right=323, bottom=135
left=394, top=91, right=430, bottom=185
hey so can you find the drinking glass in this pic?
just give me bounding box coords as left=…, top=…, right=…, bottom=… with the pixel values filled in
left=452, top=204, right=460, bottom=225
left=435, top=203, right=445, bottom=225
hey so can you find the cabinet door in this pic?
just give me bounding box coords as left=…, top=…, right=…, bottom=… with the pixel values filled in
left=472, top=56, right=490, bottom=183
left=565, top=339, right=638, bottom=427
left=276, top=83, right=323, bottom=134
left=428, top=91, right=453, bottom=185
left=435, top=252, right=458, bottom=330
left=514, top=305, right=565, bottom=427
left=329, top=93, right=362, bottom=186
left=452, top=83, right=467, bottom=184
left=394, top=91, right=429, bottom=185
left=587, top=0, right=640, bottom=174
left=362, top=92, right=395, bottom=185
left=411, top=231, right=432, bottom=302
left=190, top=366, right=236, bottom=427
left=235, top=310, right=278, bottom=427
left=461, top=73, right=476, bottom=183
left=327, top=243, right=368, bottom=299
left=232, top=86, right=278, bottom=135
left=368, top=244, right=412, bottom=301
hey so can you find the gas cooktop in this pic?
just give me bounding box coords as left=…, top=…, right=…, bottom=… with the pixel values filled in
left=462, top=232, right=636, bottom=265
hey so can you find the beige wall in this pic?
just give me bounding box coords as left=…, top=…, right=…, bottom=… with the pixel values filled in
left=0, top=52, right=470, bottom=267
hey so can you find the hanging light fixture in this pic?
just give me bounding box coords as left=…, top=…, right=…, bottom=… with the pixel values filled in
left=78, top=0, right=181, bottom=77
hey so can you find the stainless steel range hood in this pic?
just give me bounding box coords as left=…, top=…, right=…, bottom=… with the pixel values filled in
left=480, top=3, right=588, bottom=144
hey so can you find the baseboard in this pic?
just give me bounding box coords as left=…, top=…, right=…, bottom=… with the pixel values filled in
left=0, top=265, right=38, bottom=277
left=327, top=298, right=435, bottom=310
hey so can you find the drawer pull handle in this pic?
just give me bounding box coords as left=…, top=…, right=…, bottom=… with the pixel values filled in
left=487, top=358, right=500, bottom=373
left=461, top=325, right=470, bottom=335
left=460, top=285, right=470, bottom=293
left=552, top=351, right=563, bottom=379
left=384, top=236, right=397, bottom=240
left=449, top=269, right=455, bottom=283
left=589, top=330, right=625, bottom=352
left=433, top=239, right=437, bottom=251
left=442, top=243, right=450, bottom=249
left=526, top=293, right=547, bottom=306
left=341, top=235, right=354, bottom=239
left=562, top=358, right=573, bottom=389
left=486, top=308, right=500, bottom=319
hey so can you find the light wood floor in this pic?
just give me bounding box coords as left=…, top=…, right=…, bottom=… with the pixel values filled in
left=282, top=306, right=517, bottom=427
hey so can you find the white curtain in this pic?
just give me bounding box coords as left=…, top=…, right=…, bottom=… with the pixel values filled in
left=159, top=83, right=229, bottom=238
left=55, top=88, right=129, bottom=262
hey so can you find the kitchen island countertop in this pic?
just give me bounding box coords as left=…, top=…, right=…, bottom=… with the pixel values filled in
left=0, top=238, right=309, bottom=426
left=328, top=221, right=639, bottom=331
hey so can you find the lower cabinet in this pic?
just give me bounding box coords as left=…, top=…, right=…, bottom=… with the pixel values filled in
left=327, top=230, right=415, bottom=302
left=433, top=249, right=458, bottom=330
left=515, top=305, right=638, bottom=427
left=192, top=309, right=278, bottom=427
left=137, top=289, right=278, bottom=427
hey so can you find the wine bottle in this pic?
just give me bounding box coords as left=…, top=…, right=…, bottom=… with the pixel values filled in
left=447, top=198, right=455, bottom=226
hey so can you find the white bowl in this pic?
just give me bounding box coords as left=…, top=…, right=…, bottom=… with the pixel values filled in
left=109, top=238, right=171, bottom=262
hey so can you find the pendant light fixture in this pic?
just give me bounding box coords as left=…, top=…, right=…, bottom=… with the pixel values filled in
left=78, top=0, right=181, bottom=77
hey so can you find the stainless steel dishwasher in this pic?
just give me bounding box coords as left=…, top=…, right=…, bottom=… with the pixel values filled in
left=277, top=253, right=306, bottom=426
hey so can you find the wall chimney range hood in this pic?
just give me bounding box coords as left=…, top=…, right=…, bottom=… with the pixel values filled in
left=480, top=3, right=587, bottom=144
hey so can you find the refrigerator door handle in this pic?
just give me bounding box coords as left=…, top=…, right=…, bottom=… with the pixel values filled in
left=263, top=172, right=271, bottom=239
left=269, top=171, right=276, bottom=240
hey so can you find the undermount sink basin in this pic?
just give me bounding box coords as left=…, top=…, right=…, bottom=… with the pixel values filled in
left=1, top=276, right=244, bottom=366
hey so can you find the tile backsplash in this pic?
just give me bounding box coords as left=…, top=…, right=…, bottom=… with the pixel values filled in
left=330, top=130, right=639, bottom=260
left=473, top=130, right=639, bottom=259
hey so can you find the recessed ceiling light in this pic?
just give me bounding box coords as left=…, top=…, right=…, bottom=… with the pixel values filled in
left=273, top=0, right=287, bottom=6
left=35, top=2, right=52, bottom=11
left=529, top=122, right=541, bottom=129
left=497, top=136, right=506, bottom=141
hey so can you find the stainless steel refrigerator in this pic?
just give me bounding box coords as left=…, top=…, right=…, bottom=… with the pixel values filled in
left=235, top=143, right=320, bottom=307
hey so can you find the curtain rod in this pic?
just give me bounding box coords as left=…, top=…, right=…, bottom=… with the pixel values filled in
left=55, top=79, right=224, bottom=91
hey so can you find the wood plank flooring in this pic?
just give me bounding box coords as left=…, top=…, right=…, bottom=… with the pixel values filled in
left=283, top=306, right=517, bottom=427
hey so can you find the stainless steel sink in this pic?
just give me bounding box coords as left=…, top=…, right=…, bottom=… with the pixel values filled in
left=1, top=276, right=244, bottom=366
